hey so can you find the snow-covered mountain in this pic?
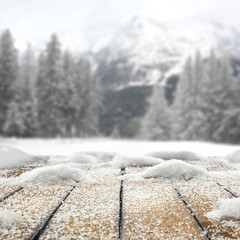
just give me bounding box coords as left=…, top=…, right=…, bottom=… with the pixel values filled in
left=93, top=16, right=240, bottom=90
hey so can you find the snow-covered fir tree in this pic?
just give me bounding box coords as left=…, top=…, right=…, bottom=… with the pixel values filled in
left=0, top=30, right=18, bottom=134
left=3, top=101, right=26, bottom=136
left=188, top=51, right=209, bottom=140
left=36, top=34, right=64, bottom=137
left=202, top=49, right=219, bottom=140
left=220, top=70, right=240, bottom=142
left=4, top=45, right=38, bottom=137
left=74, top=57, right=97, bottom=136
left=141, top=86, right=171, bottom=140
left=59, top=51, right=77, bottom=137
left=172, top=52, right=210, bottom=140
left=18, top=44, right=38, bottom=136
left=172, top=56, right=194, bottom=139
left=211, top=55, right=235, bottom=142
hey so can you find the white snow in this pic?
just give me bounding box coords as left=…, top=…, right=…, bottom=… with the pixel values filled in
left=96, top=154, right=163, bottom=168
left=0, top=165, right=88, bottom=186
left=225, top=149, right=240, bottom=163
left=234, top=163, right=240, bottom=170
left=48, top=152, right=98, bottom=165
left=146, top=151, right=204, bottom=161
left=122, top=160, right=207, bottom=180
left=83, top=152, right=116, bottom=163
left=206, top=198, right=240, bottom=220
left=1, top=138, right=238, bottom=157
left=0, top=145, right=33, bottom=169
left=210, top=170, right=240, bottom=180
left=0, top=210, right=23, bottom=229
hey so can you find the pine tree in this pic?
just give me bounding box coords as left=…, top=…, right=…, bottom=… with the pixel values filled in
left=211, top=55, right=236, bottom=142
left=0, top=30, right=18, bottom=134
left=141, top=86, right=171, bottom=140
left=172, top=52, right=209, bottom=140
left=36, top=34, right=64, bottom=137
left=4, top=44, right=38, bottom=137
left=203, top=49, right=219, bottom=140
left=212, top=56, right=233, bottom=141
left=18, top=44, right=38, bottom=136
left=3, top=101, right=26, bottom=136
left=59, top=51, right=77, bottom=136
left=224, top=67, right=240, bottom=142
left=91, top=68, right=103, bottom=134
left=73, top=57, right=96, bottom=136
left=189, top=51, right=209, bottom=140
left=172, top=57, right=194, bottom=139
left=36, top=52, right=47, bottom=136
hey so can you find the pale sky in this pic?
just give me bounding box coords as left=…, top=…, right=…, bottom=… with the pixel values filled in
left=0, top=0, right=239, bottom=50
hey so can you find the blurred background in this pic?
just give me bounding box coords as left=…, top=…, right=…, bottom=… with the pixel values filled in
left=0, top=0, right=240, bottom=143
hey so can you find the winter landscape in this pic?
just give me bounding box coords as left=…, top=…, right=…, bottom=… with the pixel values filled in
left=1, top=0, right=240, bottom=239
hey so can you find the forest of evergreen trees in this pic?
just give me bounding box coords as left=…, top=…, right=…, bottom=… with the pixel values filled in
left=0, top=29, right=240, bottom=143
left=0, top=30, right=97, bottom=138
left=142, top=51, right=240, bottom=143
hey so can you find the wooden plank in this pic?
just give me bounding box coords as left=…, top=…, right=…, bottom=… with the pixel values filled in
left=176, top=181, right=240, bottom=239
left=0, top=186, right=70, bottom=239
left=40, top=168, right=120, bottom=240
left=0, top=186, right=20, bottom=200
left=189, top=159, right=235, bottom=172
left=123, top=168, right=204, bottom=240
left=190, top=158, right=240, bottom=195
left=0, top=167, right=37, bottom=178
left=217, top=173, right=240, bottom=197
left=0, top=156, right=48, bottom=178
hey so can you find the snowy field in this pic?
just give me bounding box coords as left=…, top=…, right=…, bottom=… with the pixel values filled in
left=0, top=137, right=239, bottom=157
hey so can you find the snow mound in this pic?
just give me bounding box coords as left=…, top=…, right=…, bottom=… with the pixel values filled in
left=226, top=149, right=240, bottom=163
left=96, top=154, right=163, bottom=168
left=206, top=198, right=240, bottom=220
left=0, top=145, right=33, bottom=169
left=0, top=210, right=23, bottom=229
left=48, top=152, right=98, bottom=165
left=146, top=151, right=204, bottom=161
left=141, top=160, right=206, bottom=180
left=122, top=160, right=206, bottom=180
left=82, top=152, right=116, bottom=163
left=1, top=165, right=88, bottom=186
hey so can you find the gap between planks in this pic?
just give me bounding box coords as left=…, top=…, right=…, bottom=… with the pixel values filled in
left=0, top=186, right=23, bottom=203
left=28, top=186, right=76, bottom=240
left=216, top=182, right=239, bottom=198
left=173, top=185, right=211, bottom=240
left=118, top=168, right=125, bottom=240
left=172, top=179, right=240, bottom=240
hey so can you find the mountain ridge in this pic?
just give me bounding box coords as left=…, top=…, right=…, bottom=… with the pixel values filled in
left=93, top=16, right=240, bottom=90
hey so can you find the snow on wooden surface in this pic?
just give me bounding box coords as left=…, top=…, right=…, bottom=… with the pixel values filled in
left=175, top=181, right=240, bottom=239
left=0, top=186, right=70, bottom=239
left=190, top=159, right=240, bottom=196
left=0, top=166, right=38, bottom=178
left=0, top=186, right=19, bottom=201
left=217, top=173, right=240, bottom=197
left=39, top=168, right=120, bottom=240
left=123, top=168, right=203, bottom=239
left=189, top=159, right=235, bottom=172
left=0, top=158, right=239, bottom=239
